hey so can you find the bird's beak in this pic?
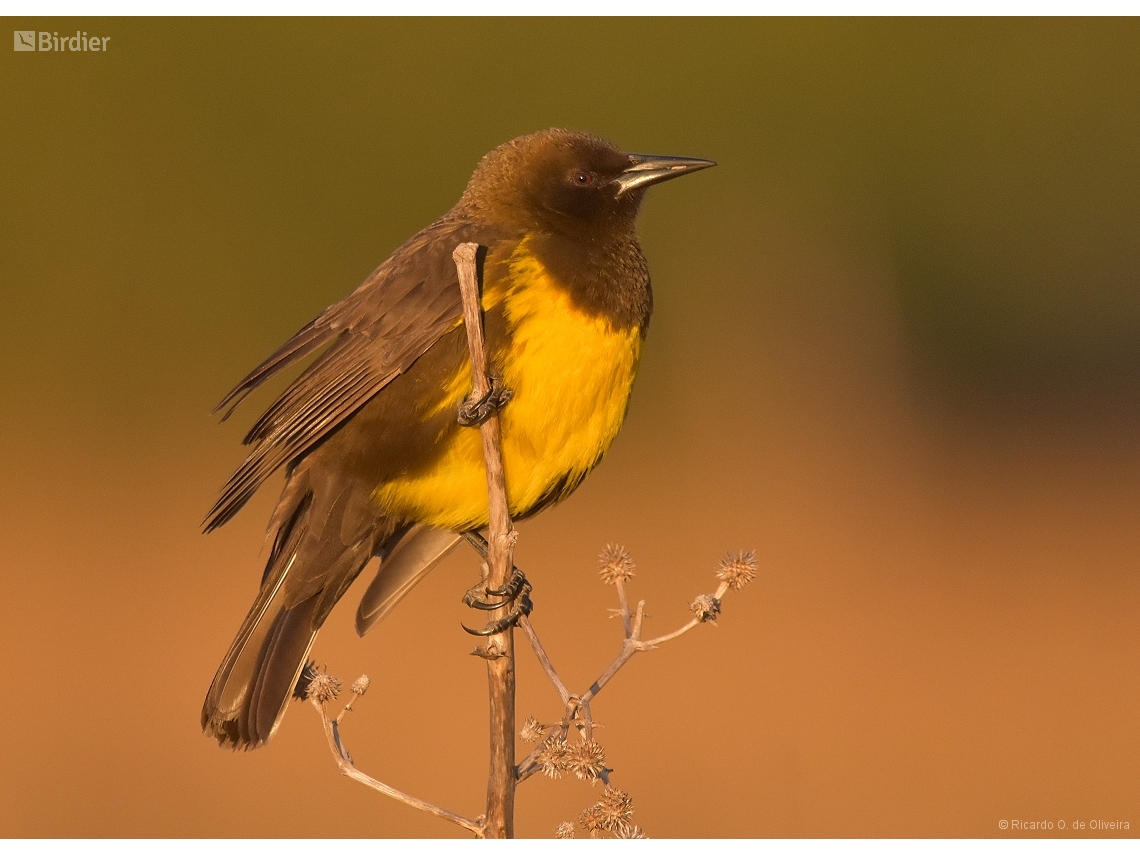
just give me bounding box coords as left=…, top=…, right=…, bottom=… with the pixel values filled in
left=615, top=153, right=717, bottom=196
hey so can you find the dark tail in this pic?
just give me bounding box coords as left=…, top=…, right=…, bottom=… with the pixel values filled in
left=202, top=470, right=390, bottom=749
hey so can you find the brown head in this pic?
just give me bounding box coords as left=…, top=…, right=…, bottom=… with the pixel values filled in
left=451, top=129, right=714, bottom=328
left=454, top=128, right=715, bottom=238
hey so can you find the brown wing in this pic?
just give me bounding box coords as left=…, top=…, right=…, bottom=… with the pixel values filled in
left=203, top=217, right=515, bottom=532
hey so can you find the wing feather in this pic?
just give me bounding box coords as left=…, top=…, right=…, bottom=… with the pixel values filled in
left=204, top=218, right=515, bottom=532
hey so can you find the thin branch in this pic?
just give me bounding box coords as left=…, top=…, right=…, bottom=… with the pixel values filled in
left=638, top=619, right=702, bottom=647
left=517, top=572, right=745, bottom=784
left=576, top=599, right=644, bottom=705
left=631, top=598, right=646, bottom=639
left=516, top=745, right=543, bottom=783
left=615, top=578, right=632, bottom=637
left=518, top=614, right=571, bottom=706
left=310, top=698, right=484, bottom=837
left=454, top=241, right=517, bottom=839
left=581, top=642, right=638, bottom=707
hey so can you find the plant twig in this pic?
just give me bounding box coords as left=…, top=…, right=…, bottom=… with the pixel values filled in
left=454, top=242, right=517, bottom=839
left=518, top=614, right=571, bottom=706
left=615, top=578, right=633, bottom=637
left=308, top=696, right=483, bottom=837
left=517, top=568, right=747, bottom=784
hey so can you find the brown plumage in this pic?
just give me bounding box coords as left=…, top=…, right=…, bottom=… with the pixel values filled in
left=202, top=129, right=714, bottom=748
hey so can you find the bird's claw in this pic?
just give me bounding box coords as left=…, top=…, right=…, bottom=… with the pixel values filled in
left=461, top=569, right=533, bottom=636
left=462, top=567, right=529, bottom=609
left=458, top=374, right=513, bottom=427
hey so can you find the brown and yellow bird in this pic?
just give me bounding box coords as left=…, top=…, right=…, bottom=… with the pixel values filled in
left=202, top=128, right=714, bottom=749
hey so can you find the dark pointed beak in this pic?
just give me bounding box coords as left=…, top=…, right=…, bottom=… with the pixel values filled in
left=615, top=153, right=716, bottom=196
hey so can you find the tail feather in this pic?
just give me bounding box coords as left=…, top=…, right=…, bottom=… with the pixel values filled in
left=202, top=472, right=389, bottom=749
left=202, top=590, right=318, bottom=748
left=355, top=525, right=463, bottom=636
left=202, top=505, right=308, bottom=748
left=243, top=594, right=321, bottom=744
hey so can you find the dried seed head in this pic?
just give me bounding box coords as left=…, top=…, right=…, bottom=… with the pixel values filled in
left=535, top=736, right=571, bottom=778
left=598, top=544, right=636, bottom=585
left=717, top=550, right=757, bottom=590
left=293, top=662, right=318, bottom=701
left=304, top=667, right=342, bottom=704
left=519, top=717, right=547, bottom=743
left=567, top=739, right=607, bottom=782
left=578, top=804, right=605, bottom=837
left=555, top=822, right=576, bottom=839
left=579, top=786, right=635, bottom=835
left=615, top=825, right=647, bottom=839
left=350, top=675, right=371, bottom=696
left=690, top=594, right=721, bottom=624
left=598, top=786, right=634, bottom=820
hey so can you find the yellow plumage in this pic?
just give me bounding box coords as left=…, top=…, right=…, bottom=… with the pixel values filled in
left=373, top=239, right=643, bottom=529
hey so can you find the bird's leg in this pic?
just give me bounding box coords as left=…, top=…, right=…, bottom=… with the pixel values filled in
left=461, top=530, right=533, bottom=635
left=463, top=580, right=532, bottom=637
left=458, top=374, right=514, bottom=427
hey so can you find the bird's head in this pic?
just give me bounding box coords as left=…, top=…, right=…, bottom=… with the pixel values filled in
left=456, top=128, right=715, bottom=237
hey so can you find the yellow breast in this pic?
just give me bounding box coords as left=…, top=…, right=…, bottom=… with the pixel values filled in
left=373, top=240, right=643, bottom=529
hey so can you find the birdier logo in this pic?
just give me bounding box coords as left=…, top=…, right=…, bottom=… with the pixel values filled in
left=13, top=30, right=110, bottom=51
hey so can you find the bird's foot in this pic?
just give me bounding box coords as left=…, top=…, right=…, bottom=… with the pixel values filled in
left=457, top=374, right=513, bottom=427
left=462, top=566, right=529, bottom=610
left=462, top=568, right=533, bottom=636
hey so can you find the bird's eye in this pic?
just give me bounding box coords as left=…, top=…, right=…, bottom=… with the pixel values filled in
left=573, top=171, right=595, bottom=186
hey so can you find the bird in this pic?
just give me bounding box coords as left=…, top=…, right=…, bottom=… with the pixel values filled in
left=201, top=128, right=715, bottom=749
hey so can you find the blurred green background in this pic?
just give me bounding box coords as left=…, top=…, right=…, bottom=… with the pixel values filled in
left=1, top=18, right=1137, bottom=838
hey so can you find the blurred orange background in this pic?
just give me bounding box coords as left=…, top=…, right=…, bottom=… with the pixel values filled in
left=1, top=18, right=1137, bottom=838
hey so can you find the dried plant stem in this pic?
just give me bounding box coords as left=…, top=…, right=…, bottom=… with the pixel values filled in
left=310, top=698, right=483, bottom=837
left=615, top=577, right=633, bottom=636
left=454, top=242, right=517, bottom=839
left=518, top=615, right=571, bottom=706
left=639, top=581, right=730, bottom=647
left=516, top=580, right=731, bottom=783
